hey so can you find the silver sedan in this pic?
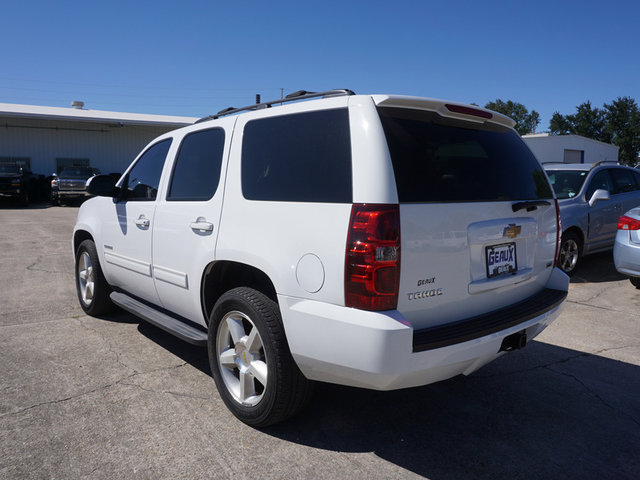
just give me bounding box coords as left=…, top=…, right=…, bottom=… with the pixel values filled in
left=613, top=206, right=640, bottom=289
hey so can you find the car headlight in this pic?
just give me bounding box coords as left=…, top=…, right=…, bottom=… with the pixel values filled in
left=51, top=178, right=59, bottom=187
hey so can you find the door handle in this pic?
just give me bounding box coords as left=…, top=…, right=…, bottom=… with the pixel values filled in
left=190, top=217, right=214, bottom=232
left=135, top=215, right=150, bottom=228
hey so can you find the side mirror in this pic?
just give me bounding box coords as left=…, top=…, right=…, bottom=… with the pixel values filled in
left=87, top=174, right=119, bottom=198
left=588, top=189, right=610, bottom=207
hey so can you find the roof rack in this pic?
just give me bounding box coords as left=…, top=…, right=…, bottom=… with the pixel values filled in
left=196, top=89, right=355, bottom=123
left=590, top=160, right=619, bottom=167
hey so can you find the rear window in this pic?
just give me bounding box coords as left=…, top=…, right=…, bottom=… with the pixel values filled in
left=241, top=109, right=352, bottom=203
left=378, top=107, right=553, bottom=203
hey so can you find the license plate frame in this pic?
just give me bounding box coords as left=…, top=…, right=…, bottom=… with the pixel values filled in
left=486, top=242, right=517, bottom=278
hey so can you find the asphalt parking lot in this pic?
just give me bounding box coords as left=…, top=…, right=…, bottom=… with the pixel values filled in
left=1, top=203, right=639, bottom=480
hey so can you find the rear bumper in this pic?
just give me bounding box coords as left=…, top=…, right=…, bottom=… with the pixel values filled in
left=614, top=235, right=640, bottom=278
left=280, top=268, right=569, bottom=390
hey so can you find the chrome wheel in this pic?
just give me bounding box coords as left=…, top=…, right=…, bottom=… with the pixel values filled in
left=559, top=237, right=579, bottom=274
left=216, top=310, right=268, bottom=406
left=77, top=251, right=95, bottom=306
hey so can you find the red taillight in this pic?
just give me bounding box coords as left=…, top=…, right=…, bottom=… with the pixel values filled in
left=553, top=198, right=562, bottom=268
left=445, top=104, right=493, bottom=119
left=345, top=204, right=400, bottom=311
left=617, top=215, right=640, bottom=231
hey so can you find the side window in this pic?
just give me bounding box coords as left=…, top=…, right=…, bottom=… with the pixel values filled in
left=585, top=169, right=614, bottom=200
left=241, top=109, right=352, bottom=203
left=123, top=139, right=171, bottom=201
left=167, top=128, right=225, bottom=201
left=610, top=168, right=636, bottom=194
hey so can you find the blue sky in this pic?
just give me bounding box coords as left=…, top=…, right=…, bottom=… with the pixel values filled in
left=1, top=0, right=638, bottom=131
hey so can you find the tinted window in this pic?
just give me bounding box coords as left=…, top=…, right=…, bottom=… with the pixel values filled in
left=610, top=168, right=636, bottom=194
left=168, top=128, right=225, bottom=201
left=378, top=107, right=553, bottom=202
left=545, top=170, right=588, bottom=199
left=241, top=109, right=352, bottom=203
left=585, top=169, right=614, bottom=200
left=123, top=139, right=171, bottom=201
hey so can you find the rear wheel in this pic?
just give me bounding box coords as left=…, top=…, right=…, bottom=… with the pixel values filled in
left=75, top=240, right=114, bottom=315
left=558, top=232, right=581, bottom=276
left=630, top=277, right=640, bottom=289
left=208, top=287, right=312, bottom=427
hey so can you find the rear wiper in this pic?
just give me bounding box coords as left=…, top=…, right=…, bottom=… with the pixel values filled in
left=512, top=200, right=551, bottom=212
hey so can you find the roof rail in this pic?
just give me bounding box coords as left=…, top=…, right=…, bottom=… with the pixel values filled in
left=196, top=89, right=355, bottom=123
left=590, top=160, right=619, bottom=167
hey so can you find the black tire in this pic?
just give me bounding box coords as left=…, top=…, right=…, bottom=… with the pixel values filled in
left=75, top=239, right=114, bottom=316
left=208, top=287, right=312, bottom=427
left=558, top=231, right=582, bottom=276
left=21, top=189, right=30, bottom=206
left=630, top=277, right=640, bottom=289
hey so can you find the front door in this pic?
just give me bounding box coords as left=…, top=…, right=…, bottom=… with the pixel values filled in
left=101, top=139, right=173, bottom=305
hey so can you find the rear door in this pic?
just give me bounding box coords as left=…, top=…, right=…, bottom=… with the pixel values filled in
left=151, top=119, right=234, bottom=325
left=376, top=105, right=557, bottom=330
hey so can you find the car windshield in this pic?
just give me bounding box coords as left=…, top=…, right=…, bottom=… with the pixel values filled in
left=545, top=170, right=588, bottom=199
left=60, top=167, right=98, bottom=179
left=0, top=164, right=21, bottom=174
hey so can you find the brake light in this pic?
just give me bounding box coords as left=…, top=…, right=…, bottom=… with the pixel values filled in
left=617, top=215, right=640, bottom=230
left=345, top=204, right=400, bottom=311
left=553, top=199, right=562, bottom=268
left=445, top=104, right=493, bottom=119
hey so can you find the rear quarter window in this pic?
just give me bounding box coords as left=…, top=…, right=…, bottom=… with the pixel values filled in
left=378, top=107, right=553, bottom=203
left=241, top=109, right=352, bottom=203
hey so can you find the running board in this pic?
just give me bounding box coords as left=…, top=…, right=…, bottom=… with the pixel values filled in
left=110, top=292, right=208, bottom=346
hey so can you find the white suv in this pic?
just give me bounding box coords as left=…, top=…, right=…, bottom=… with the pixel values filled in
left=73, top=90, right=569, bottom=426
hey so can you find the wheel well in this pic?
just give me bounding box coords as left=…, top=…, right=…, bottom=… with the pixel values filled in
left=73, top=230, right=94, bottom=255
left=562, top=226, right=584, bottom=250
left=202, top=261, right=277, bottom=325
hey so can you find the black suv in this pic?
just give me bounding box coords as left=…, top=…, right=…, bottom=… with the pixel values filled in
left=0, top=163, right=39, bottom=205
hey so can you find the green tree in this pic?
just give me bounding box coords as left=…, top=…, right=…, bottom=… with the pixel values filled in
left=484, top=99, right=540, bottom=135
left=549, top=102, right=609, bottom=141
left=549, top=112, right=572, bottom=135
left=605, top=97, right=640, bottom=165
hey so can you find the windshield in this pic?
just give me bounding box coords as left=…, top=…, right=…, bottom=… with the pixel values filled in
left=0, top=165, right=21, bottom=174
left=60, top=167, right=99, bottom=179
left=545, top=170, right=588, bottom=199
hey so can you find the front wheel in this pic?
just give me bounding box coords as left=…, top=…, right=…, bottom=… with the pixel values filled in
left=630, top=277, right=640, bottom=289
left=558, top=232, right=581, bottom=276
left=75, top=240, right=114, bottom=315
left=208, top=287, right=312, bottom=427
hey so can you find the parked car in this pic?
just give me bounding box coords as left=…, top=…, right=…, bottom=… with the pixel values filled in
left=543, top=162, right=640, bottom=275
left=73, top=90, right=569, bottom=426
left=51, top=166, right=101, bottom=205
left=0, top=163, right=40, bottom=205
left=613, top=207, right=640, bottom=289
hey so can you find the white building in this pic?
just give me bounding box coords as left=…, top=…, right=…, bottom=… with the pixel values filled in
left=522, top=133, right=619, bottom=164
left=0, top=102, right=197, bottom=176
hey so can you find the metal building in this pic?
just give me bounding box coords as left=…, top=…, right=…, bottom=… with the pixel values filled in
left=0, top=102, right=197, bottom=176
left=522, top=133, right=619, bottom=164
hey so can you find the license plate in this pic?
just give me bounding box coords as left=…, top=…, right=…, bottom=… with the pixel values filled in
left=486, top=242, right=517, bottom=278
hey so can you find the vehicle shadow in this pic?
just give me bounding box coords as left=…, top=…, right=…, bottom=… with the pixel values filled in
left=0, top=200, right=53, bottom=210
left=265, top=341, right=640, bottom=480
left=571, top=250, right=626, bottom=284
left=118, top=305, right=639, bottom=479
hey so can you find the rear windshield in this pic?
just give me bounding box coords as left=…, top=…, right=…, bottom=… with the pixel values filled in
left=544, top=169, right=588, bottom=199
left=378, top=107, right=553, bottom=203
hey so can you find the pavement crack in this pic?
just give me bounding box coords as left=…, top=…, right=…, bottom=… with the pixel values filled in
left=76, top=317, right=138, bottom=374
left=544, top=364, right=640, bottom=428
left=0, top=362, right=194, bottom=418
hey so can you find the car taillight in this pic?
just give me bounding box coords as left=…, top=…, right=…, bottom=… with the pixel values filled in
left=617, top=215, right=640, bottom=231
left=553, top=198, right=562, bottom=269
left=345, top=204, right=400, bottom=311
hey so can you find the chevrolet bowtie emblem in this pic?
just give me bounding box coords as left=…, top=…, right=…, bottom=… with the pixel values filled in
left=504, top=224, right=522, bottom=239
